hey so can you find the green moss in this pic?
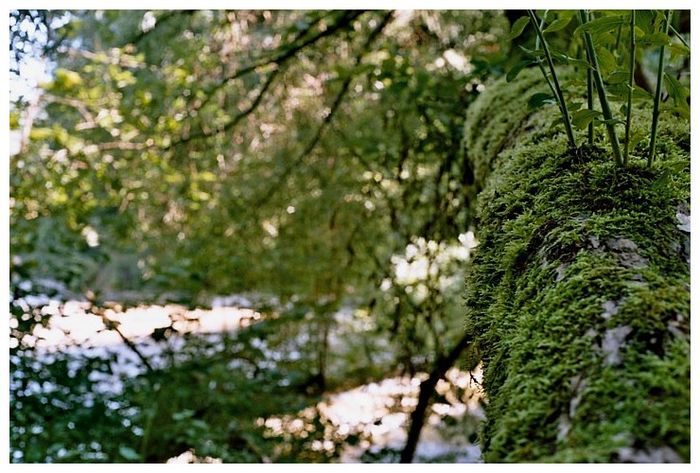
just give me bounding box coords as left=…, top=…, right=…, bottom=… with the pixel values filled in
left=463, top=72, right=690, bottom=462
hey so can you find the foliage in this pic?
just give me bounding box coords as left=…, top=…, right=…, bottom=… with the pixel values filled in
left=10, top=9, right=507, bottom=463
left=505, top=10, right=689, bottom=166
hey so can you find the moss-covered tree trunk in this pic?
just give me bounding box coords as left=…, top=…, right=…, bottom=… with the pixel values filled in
left=463, top=69, right=690, bottom=462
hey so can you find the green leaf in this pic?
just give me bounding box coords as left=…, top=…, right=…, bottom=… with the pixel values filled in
left=597, top=47, right=618, bottom=74
left=607, top=70, right=629, bottom=84
left=631, top=85, right=653, bottom=101
left=527, top=92, right=557, bottom=110
left=670, top=42, right=690, bottom=60
left=518, top=45, right=542, bottom=60
left=29, top=127, right=54, bottom=140
left=53, top=68, right=83, bottom=89
left=663, top=73, right=688, bottom=102
left=635, top=10, right=658, bottom=35
left=506, top=59, right=534, bottom=82
left=172, top=409, right=195, bottom=421
left=561, top=79, right=587, bottom=88
left=663, top=73, right=690, bottom=119
left=572, top=109, right=602, bottom=129
left=10, top=111, right=20, bottom=129
left=550, top=51, right=590, bottom=68
left=543, top=16, right=573, bottom=33
left=638, top=32, right=672, bottom=48
left=574, top=15, right=626, bottom=37
left=568, top=101, right=584, bottom=112
left=599, top=117, right=624, bottom=126
left=627, top=129, right=647, bottom=152
left=669, top=24, right=690, bottom=49
left=507, top=16, right=531, bottom=40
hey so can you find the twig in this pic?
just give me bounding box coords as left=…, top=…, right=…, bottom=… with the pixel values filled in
left=195, top=11, right=364, bottom=112
left=93, top=305, right=155, bottom=373
left=532, top=11, right=557, bottom=111
left=65, top=47, right=145, bottom=69
left=18, top=93, right=42, bottom=154
left=161, top=66, right=282, bottom=150
left=43, top=93, right=97, bottom=129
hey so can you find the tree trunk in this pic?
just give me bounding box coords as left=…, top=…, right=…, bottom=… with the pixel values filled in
left=399, top=332, right=472, bottom=463
left=461, top=69, right=690, bottom=462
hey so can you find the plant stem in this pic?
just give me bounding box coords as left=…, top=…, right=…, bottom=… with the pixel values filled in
left=586, top=67, right=594, bottom=145
left=669, top=23, right=689, bottom=49
left=528, top=10, right=576, bottom=148
left=648, top=10, right=672, bottom=167
left=623, top=11, right=636, bottom=166
left=582, top=32, right=595, bottom=145
left=579, top=9, right=623, bottom=166
left=533, top=12, right=558, bottom=103
left=585, top=11, right=595, bottom=145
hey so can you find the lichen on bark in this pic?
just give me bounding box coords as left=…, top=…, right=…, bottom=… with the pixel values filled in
left=463, top=69, right=690, bottom=462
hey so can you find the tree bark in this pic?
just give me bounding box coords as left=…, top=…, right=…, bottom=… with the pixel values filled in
left=461, top=68, right=690, bottom=462
left=399, top=332, right=472, bottom=463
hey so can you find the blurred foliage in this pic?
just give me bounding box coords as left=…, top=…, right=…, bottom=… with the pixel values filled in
left=10, top=9, right=507, bottom=463
left=11, top=10, right=509, bottom=299
left=9, top=9, right=689, bottom=463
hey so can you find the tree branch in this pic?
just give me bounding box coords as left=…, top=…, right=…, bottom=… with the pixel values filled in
left=249, top=11, right=395, bottom=210
left=161, top=65, right=282, bottom=150
left=195, top=11, right=364, bottom=111
left=400, top=331, right=473, bottom=463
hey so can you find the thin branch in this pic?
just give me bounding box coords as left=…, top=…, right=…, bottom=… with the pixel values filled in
left=161, top=66, right=282, bottom=150
left=195, top=11, right=364, bottom=112
left=43, top=93, right=97, bottom=130
left=96, top=141, right=147, bottom=151
left=65, top=47, right=145, bottom=69
left=583, top=12, right=595, bottom=146
left=400, top=331, right=473, bottom=463
left=532, top=11, right=557, bottom=101
left=249, top=11, right=395, bottom=210
left=111, top=12, right=363, bottom=154
left=93, top=307, right=155, bottom=373
left=63, top=12, right=362, bottom=156
left=18, top=94, right=42, bottom=154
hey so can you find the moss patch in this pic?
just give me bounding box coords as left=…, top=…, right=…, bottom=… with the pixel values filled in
left=463, top=71, right=690, bottom=462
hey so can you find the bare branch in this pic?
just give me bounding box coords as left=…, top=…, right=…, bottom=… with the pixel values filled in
left=92, top=305, right=155, bottom=373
